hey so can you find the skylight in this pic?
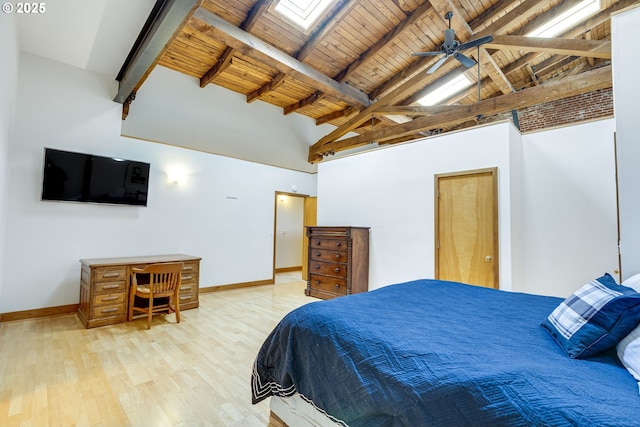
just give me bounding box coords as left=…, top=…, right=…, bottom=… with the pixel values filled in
left=274, top=0, right=334, bottom=30
left=526, top=0, right=600, bottom=38
left=418, top=75, right=473, bottom=106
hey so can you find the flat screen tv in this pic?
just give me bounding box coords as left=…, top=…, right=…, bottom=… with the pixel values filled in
left=41, top=148, right=150, bottom=206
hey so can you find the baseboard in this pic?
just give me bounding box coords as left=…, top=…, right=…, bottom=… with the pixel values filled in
left=275, top=266, right=302, bottom=273
left=0, top=277, right=285, bottom=321
left=199, top=279, right=274, bottom=293
left=1, top=303, right=79, bottom=323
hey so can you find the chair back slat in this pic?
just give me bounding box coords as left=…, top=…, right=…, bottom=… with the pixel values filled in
left=134, top=262, right=184, bottom=297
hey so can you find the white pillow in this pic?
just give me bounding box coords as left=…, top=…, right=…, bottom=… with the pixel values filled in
left=622, top=274, right=640, bottom=292
left=617, top=324, right=640, bottom=393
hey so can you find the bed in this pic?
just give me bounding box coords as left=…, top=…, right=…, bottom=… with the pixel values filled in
left=252, top=278, right=640, bottom=426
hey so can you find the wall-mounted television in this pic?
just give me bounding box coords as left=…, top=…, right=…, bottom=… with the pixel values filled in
left=41, top=148, right=150, bottom=206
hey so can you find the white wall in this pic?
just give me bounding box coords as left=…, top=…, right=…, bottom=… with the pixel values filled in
left=1, top=52, right=316, bottom=313
left=317, top=119, right=618, bottom=297
left=317, top=122, right=518, bottom=291
left=275, top=195, right=304, bottom=269
left=121, top=65, right=334, bottom=174
left=613, top=5, right=640, bottom=280
left=521, top=119, right=618, bottom=296
left=0, top=12, right=19, bottom=305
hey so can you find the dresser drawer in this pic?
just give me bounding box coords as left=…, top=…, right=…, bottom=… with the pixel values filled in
left=95, top=281, right=126, bottom=294
left=94, top=267, right=127, bottom=282
left=92, top=303, right=126, bottom=319
left=93, top=293, right=127, bottom=306
left=311, top=248, right=347, bottom=263
left=310, top=262, right=347, bottom=278
left=310, top=238, right=347, bottom=250
left=309, top=274, right=347, bottom=296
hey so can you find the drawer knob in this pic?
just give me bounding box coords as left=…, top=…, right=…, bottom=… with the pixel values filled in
left=316, top=241, right=321, bottom=245
left=335, top=254, right=341, bottom=259
left=315, top=280, right=320, bottom=284
left=336, top=242, right=341, bottom=247
left=101, top=296, right=118, bottom=301
left=334, top=268, right=340, bottom=273
left=102, top=284, right=120, bottom=290
left=335, top=284, right=340, bottom=289
left=316, top=252, right=321, bottom=256
left=182, top=275, right=192, bottom=280
left=101, top=307, right=118, bottom=313
left=315, top=265, right=320, bottom=269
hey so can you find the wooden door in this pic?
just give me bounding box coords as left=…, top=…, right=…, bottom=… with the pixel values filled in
left=435, top=168, right=499, bottom=289
left=301, top=197, right=317, bottom=279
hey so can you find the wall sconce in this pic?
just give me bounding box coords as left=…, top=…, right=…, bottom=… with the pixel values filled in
left=166, top=167, right=187, bottom=185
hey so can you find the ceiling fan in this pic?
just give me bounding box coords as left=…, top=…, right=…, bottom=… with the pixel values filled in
left=412, top=12, right=493, bottom=74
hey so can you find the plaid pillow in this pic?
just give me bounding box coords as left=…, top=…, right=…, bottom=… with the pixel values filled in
left=541, top=273, right=640, bottom=359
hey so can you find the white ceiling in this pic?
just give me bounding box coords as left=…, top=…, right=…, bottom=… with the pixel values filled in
left=16, top=0, right=155, bottom=77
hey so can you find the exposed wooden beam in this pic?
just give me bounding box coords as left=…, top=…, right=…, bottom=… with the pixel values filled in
left=200, top=46, right=234, bottom=87
left=247, top=72, right=286, bottom=103
left=284, top=0, right=433, bottom=116
left=191, top=7, right=370, bottom=107
left=316, top=107, right=359, bottom=126
left=114, top=0, right=201, bottom=104
left=309, top=65, right=612, bottom=162
left=485, top=35, right=611, bottom=59
left=199, top=0, right=274, bottom=88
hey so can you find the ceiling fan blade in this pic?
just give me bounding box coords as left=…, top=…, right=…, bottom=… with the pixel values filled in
left=412, top=51, right=443, bottom=57
left=444, top=28, right=456, bottom=49
left=454, top=52, right=476, bottom=68
left=458, top=35, right=494, bottom=51
left=427, top=56, right=449, bottom=74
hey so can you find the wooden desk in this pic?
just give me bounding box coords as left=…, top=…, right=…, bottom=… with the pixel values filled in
left=78, top=254, right=201, bottom=329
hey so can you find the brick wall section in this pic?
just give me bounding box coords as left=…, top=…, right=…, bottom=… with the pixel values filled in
left=515, top=87, right=613, bottom=132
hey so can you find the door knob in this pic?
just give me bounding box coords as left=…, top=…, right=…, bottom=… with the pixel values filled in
left=485, top=256, right=492, bottom=262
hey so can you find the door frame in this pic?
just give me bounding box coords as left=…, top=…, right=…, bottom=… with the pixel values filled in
left=272, top=191, right=313, bottom=282
left=434, top=167, right=499, bottom=288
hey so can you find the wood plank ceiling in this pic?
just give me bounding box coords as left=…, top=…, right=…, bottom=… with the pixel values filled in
left=117, top=0, right=632, bottom=163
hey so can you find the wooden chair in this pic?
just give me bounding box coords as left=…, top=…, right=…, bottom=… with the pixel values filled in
left=128, top=262, right=184, bottom=329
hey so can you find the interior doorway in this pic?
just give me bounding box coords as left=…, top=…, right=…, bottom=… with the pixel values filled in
left=273, top=192, right=316, bottom=283
left=435, top=168, right=499, bottom=289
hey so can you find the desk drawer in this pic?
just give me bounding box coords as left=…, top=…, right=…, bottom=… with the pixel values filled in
left=94, top=267, right=127, bottom=282
left=93, top=293, right=127, bottom=307
left=95, top=281, right=126, bottom=294
left=182, top=261, right=200, bottom=274
left=179, top=283, right=198, bottom=296
left=178, top=292, right=198, bottom=305
left=92, top=303, right=126, bottom=319
left=181, top=272, right=198, bottom=285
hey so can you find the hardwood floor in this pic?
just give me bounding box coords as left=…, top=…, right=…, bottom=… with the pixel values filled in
left=0, top=273, right=311, bottom=426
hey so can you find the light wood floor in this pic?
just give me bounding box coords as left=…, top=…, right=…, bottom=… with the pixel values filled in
left=0, top=273, right=312, bottom=426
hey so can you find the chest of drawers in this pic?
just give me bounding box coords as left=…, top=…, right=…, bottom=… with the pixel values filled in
left=306, top=226, right=370, bottom=300
left=78, top=254, right=201, bottom=328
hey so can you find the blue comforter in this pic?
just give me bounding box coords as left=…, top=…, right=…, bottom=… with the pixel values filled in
left=252, top=279, right=640, bottom=426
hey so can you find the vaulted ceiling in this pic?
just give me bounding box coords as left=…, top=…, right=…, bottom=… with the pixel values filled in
left=116, top=0, right=630, bottom=163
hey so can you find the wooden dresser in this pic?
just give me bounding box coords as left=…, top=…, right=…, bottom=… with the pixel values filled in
left=306, top=226, right=370, bottom=300
left=78, top=254, right=201, bottom=328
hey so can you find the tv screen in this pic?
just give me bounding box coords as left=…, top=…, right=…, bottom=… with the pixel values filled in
left=41, top=148, right=150, bottom=206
